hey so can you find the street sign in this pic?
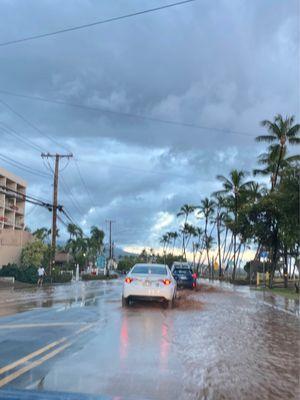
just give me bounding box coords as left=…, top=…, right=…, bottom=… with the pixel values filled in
left=260, top=251, right=269, bottom=259
left=96, top=255, right=106, bottom=269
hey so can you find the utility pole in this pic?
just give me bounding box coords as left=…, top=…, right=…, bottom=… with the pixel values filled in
left=105, top=220, right=115, bottom=276
left=41, top=152, right=73, bottom=274
left=106, top=220, right=115, bottom=259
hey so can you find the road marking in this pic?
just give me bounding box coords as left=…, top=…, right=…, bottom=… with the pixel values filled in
left=0, top=337, right=67, bottom=375
left=0, top=341, right=73, bottom=388
left=0, top=323, right=94, bottom=386
left=0, top=322, right=87, bottom=329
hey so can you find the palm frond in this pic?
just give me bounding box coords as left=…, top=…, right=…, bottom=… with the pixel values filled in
left=289, top=137, right=300, bottom=145
left=285, top=154, right=300, bottom=162
left=255, top=135, right=276, bottom=143
left=253, top=168, right=270, bottom=176
left=260, top=120, right=282, bottom=138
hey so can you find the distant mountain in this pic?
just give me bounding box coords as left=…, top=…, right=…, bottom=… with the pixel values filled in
left=103, top=246, right=137, bottom=259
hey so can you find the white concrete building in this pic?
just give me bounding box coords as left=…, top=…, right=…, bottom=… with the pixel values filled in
left=0, top=167, right=33, bottom=267
left=0, top=167, right=26, bottom=230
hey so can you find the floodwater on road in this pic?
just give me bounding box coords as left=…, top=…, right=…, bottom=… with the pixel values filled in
left=0, top=279, right=299, bottom=400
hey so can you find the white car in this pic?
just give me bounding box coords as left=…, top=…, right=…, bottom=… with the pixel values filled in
left=122, top=263, right=177, bottom=308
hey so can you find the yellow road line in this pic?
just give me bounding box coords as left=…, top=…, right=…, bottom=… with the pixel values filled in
left=0, top=322, right=86, bottom=329
left=0, top=341, right=73, bottom=388
left=0, top=337, right=67, bottom=375
left=0, top=323, right=94, bottom=382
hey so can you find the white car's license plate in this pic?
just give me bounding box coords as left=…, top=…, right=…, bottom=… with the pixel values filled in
left=144, top=280, right=152, bottom=286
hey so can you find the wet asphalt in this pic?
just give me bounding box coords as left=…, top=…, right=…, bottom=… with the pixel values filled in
left=0, top=279, right=299, bottom=400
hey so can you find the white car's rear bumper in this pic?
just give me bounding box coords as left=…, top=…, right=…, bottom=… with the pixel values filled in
left=123, top=283, right=175, bottom=301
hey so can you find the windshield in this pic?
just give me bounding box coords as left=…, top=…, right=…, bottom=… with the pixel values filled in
left=174, top=268, right=192, bottom=275
left=132, top=266, right=167, bottom=275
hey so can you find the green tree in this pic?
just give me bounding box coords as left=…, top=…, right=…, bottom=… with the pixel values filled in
left=216, top=170, right=253, bottom=280
left=179, top=223, right=197, bottom=260
left=256, top=114, right=300, bottom=189
left=33, top=227, right=51, bottom=242
left=21, top=240, right=48, bottom=268
left=177, top=204, right=196, bottom=258
left=89, top=226, right=105, bottom=262
left=67, top=223, right=83, bottom=240
left=198, top=197, right=215, bottom=278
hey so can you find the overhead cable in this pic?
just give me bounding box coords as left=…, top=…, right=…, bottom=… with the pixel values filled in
left=0, top=1, right=197, bottom=47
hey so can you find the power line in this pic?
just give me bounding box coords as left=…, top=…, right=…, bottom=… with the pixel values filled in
left=0, top=185, right=57, bottom=210
left=60, top=175, right=86, bottom=217
left=56, top=213, right=70, bottom=230
left=78, top=158, right=188, bottom=179
left=0, top=0, right=198, bottom=47
left=0, top=97, right=71, bottom=153
left=60, top=207, right=82, bottom=230
left=25, top=204, right=39, bottom=217
left=0, top=153, right=51, bottom=179
left=74, top=159, right=96, bottom=210
left=0, top=89, right=255, bottom=138
left=0, top=122, right=45, bottom=153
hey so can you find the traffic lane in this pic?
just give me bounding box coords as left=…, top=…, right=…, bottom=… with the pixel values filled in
left=0, top=287, right=115, bottom=366
left=0, top=281, right=121, bottom=390
left=0, top=280, right=117, bottom=318
left=38, top=286, right=300, bottom=400
left=39, top=300, right=184, bottom=400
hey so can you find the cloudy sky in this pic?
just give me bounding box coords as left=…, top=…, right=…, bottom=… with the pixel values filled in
left=0, top=0, right=299, bottom=251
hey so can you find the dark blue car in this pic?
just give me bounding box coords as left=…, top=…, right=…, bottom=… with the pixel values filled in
left=171, top=263, right=197, bottom=289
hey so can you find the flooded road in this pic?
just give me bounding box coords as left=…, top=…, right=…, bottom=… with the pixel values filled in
left=0, top=280, right=299, bottom=400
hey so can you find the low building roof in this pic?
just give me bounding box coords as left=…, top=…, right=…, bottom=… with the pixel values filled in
left=55, top=251, right=73, bottom=263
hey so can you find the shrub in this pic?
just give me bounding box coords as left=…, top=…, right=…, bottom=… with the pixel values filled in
left=0, top=263, right=38, bottom=284
left=45, top=269, right=72, bottom=284
left=0, top=264, right=20, bottom=279
left=0, top=264, right=72, bottom=284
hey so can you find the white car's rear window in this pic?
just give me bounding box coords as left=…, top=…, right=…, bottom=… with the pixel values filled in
left=132, top=266, right=167, bottom=275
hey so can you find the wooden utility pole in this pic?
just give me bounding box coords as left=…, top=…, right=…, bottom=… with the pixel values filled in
left=41, top=152, right=73, bottom=274
left=106, top=220, right=115, bottom=259
left=105, top=219, right=115, bottom=276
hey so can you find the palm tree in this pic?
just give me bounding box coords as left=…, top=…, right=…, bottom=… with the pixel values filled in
left=160, top=233, right=170, bottom=253
left=177, top=204, right=196, bottom=223
left=89, top=226, right=105, bottom=262
left=212, top=195, right=227, bottom=278
left=179, top=223, right=197, bottom=260
left=216, top=170, right=253, bottom=280
left=205, top=235, right=214, bottom=278
left=168, top=231, right=179, bottom=255
left=33, top=227, right=51, bottom=242
left=198, top=198, right=215, bottom=277
left=177, top=204, right=196, bottom=259
left=256, top=114, right=300, bottom=189
left=253, top=149, right=299, bottom=187
left=67, top=223, right=83, bottom=240
left=65, top=236, right=88, bottom=268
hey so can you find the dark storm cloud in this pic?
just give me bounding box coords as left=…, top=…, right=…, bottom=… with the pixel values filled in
left=0, top=0, right=299, bottom=247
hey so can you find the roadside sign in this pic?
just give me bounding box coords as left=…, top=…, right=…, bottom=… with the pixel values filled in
left=260, top=251, right=269, bottom=259
left=96, top=255, right=106, bottom=269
